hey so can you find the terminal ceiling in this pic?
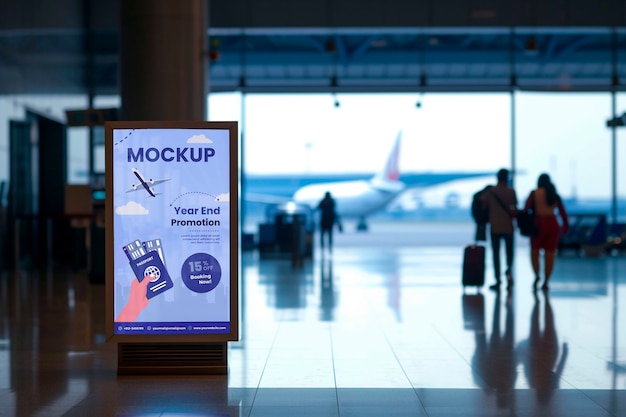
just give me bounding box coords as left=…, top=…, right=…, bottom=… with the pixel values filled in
left=1, top=0, right=626, bottom=95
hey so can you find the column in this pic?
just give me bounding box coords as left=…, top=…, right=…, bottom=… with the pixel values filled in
left=117, top=0, right=227, bottom=376
left=120, top=0, right=207, bottom=121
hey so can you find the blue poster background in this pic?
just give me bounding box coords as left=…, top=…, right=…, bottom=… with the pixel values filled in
left=112, top=128, right=231, bottom=334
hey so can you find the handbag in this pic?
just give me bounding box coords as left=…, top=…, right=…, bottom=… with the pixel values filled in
left=516, top=192, right=538, bottom=237
left=516, top=210, right=538, bottom=237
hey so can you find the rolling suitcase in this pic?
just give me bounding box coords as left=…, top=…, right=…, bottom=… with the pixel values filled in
left=462, top=244, right=485, bottom=288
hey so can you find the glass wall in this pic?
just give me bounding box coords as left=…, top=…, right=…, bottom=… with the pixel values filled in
left=516, top=92, right=626, bottom=222
left=0, top=91, right=622, bottom=221
left=208, top=92, right=512, bottom=230
left=210, top=92, right=511, bottom=176
left=515, top=92, right=613, bottom=198
left=0, top=95, right=88, bottom=185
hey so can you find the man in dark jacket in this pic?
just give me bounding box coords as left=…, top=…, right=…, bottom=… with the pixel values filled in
left=317, top=191, right=338, bottom=252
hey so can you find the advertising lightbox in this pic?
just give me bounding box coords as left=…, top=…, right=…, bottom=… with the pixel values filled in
left=105, top=121, right=239, bottom=343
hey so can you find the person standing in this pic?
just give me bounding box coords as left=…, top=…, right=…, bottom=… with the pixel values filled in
left=483, top=168, right=518, bottom=291
left=317, top=191, right=338, bottom=252
left=524, top=173, right=569, bottom=291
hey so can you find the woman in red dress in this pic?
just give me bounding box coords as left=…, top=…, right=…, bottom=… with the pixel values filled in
left=524, top=173, right=570, bottom=291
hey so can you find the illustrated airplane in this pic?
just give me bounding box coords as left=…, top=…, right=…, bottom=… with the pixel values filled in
left=243, top=132, right=493, bottom=231
left=127, top=168, right=171, bottom=198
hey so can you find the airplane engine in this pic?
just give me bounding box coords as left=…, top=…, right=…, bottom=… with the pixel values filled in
left=149, top=179, right=154, bottom=184
left=132, top=184, right=137, bottom=190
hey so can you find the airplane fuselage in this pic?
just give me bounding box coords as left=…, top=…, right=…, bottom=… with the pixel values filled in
left=132, top=168, right=156, bottom=197
left=243, top=132, right=492, bottom=230
left=293, top=180, right=405, bottom=219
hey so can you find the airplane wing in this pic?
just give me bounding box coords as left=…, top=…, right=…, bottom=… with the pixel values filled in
left=148, top=179, right=170, bottom=186
left=399, top=172, right=494, bottom=188
left=244, top=171, right=494, bottom=199
left=126, top=178, right=171, bottom=193
left=244, top=192, right=293, bottom=205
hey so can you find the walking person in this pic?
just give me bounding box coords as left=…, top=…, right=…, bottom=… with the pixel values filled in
left=524, top=173, right=570, bottom=291
left=317, top=191, right=338, bottom=252
left=483, top=168, right=518, bottom=291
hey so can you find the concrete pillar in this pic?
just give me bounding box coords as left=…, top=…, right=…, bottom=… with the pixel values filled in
left=120, top=0, right=207, bottom=121
left=117, top=1, right=227, bottom=376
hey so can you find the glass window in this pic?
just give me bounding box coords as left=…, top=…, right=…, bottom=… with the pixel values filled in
left=66, top=126, right=89, bottom=184
left=516, top=92, right=617, bottom=218
left=209, top=92, right=511, bottom=230
left=210, top=92, right=510, bottom=176
left=0, top=95, right=88, bottom=184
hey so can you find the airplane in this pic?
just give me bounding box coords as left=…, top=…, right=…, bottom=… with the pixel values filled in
left=243, top=132, right=493, bottom=231
left=292, top=132, right=404, bottom=231
left=126, top=168, right=171, bottom=198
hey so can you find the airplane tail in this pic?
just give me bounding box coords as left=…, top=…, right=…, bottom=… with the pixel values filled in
left=372, top=131, right=402, bottom=185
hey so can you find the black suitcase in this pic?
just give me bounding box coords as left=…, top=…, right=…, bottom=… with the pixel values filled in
left=462, top=244, right=485, bottom=288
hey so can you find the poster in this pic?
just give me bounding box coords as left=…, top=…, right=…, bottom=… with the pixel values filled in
left=106, top=123, right=238, bottom=339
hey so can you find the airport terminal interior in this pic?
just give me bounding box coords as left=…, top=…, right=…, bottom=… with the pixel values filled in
left=1, top=1, right=626, bottom=416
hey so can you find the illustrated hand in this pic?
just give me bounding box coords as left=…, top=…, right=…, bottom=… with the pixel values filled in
left=115, top=274, right=153, bottom=322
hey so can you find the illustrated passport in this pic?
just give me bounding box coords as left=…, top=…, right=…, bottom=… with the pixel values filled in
left=123, top=239, right=174, bottom=299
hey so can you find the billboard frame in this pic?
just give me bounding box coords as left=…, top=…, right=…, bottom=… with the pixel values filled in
left=104, top=120, right=239, bottom=345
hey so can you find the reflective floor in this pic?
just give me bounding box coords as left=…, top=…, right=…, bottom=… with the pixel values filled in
left=0, top=221, right=625, bottom=417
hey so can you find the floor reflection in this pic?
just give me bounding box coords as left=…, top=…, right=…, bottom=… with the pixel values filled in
left=0, top=224, right=625, bottom=416
left=467, top=291, right=516, bottom=409
left=518, top=291, right=568, bottom=405
left=319, top=256, right=337, bottom=321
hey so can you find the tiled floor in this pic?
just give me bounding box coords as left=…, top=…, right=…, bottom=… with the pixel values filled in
left=0, top=220, right=625, bottom=417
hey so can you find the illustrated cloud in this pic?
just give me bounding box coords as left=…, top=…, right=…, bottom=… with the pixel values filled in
left=187, top=134, right=213, bottom=144
left=116, top=201, right=149, bottom=215
left=215, top=193, right=230, bottom=202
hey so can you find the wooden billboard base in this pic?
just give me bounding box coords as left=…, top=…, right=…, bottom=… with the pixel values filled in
left=117, top=342, right=227, bottom=375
